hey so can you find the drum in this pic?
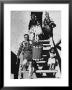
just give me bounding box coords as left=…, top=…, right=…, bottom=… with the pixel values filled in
left=32, top=45, right=42, bottom=60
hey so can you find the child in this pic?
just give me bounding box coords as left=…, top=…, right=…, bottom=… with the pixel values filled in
left=48, top=48, right=56, bottom=70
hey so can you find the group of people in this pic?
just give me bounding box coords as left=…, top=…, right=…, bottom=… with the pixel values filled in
left=16, top=12, right=58, bottom=79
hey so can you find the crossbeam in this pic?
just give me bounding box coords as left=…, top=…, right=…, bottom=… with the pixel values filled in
left=36, top=70, right=57, bottom=73
left=36, top=61, right=46, bottom=63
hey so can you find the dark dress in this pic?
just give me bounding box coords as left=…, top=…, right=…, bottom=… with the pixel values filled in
left=39, top=20, right=56, bottom=40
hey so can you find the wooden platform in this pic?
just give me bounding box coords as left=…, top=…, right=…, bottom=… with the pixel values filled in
left=36, top=70, right=58, bottom=73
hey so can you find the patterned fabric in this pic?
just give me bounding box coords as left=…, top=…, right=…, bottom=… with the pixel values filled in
left=17, top=41, right=32, bottom=64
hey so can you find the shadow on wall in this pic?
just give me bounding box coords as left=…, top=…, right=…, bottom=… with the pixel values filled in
left=11, top=51, right=19, bottom=79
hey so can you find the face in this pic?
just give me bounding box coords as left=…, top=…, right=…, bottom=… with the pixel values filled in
left=31, top=14, right=35, bottom=20
left=31, top=14, right=37, bottom=21
left=24, top=35, right=28, bottom=41
left=50, top=51, right=56, bottom=58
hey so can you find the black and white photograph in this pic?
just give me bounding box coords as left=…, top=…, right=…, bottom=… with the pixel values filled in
left=4, top=4, right=69, bottom=86
left=11, top=11, right=61, bottom=79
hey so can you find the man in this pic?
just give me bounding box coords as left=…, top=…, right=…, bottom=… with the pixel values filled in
left=17, top=34, right=33, bottom=79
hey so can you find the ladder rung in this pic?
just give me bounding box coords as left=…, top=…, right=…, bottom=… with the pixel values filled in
left=42, top=55, right=47, bottom=57
left=19, top=70, right=57, bottom=74
left=43, top=47, right=51, bottom=50
left=20, top=71, right=28, bottom=73
left=39, top=40, right=50, bottom=42
left=36, top=61, right=46, bottom=63
left=43, top=44, right=50, bottom=46
left=36, top=70, right=57, bottom=73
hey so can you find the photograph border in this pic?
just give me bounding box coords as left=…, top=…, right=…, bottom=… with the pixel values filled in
left=0, top=0, right=71, bottom=89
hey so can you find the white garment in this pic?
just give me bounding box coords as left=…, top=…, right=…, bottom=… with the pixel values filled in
left=48, top=58, right=55, bottom=65
left=29, top=25, right=42, bottom=35
left=29, top=25, right=42, bottom=41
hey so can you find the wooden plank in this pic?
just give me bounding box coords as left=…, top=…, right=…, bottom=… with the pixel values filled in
left=36, top=70, right=57, bottom=73
left=36, top=61, right=46, bottom=63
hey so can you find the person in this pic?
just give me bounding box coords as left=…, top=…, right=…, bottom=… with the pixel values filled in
left=17, top=34, right=33, bottom=79
left=42, top=12, right=56, bottom=40
left=29, top=14, right=42, bottom=42
left=29, top=14, right=37, bottom=30
left=47, top=48, right=56, bottom=70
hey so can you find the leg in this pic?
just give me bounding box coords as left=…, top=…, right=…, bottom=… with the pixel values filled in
left=28, top=61, right=33, bottom=79
left=18, top=59, right=27, bottom=79
left=18, top=64, right=22, bottom=79
left=51, top=64, right=54, bottom=70
left=50, top=64, right=52, bottom=70
left=22, top=59, right=27, bottom=79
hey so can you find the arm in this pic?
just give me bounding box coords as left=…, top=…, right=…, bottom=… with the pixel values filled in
left=16, top=42, right=24, bottom=65
left=17, top=42, right=23, bottom=58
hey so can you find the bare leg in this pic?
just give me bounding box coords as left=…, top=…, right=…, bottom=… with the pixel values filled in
left=50, top=64, right=52, bottom=70
left=52, top=64, right=54, bottom=70
left=18, top=65, right=23, bottom=79
left=28, top=62, right=33, bottom=79
left=18, top=59, right=27, bottom=79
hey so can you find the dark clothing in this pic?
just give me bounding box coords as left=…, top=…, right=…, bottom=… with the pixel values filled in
left=29, top=20, right=37, bottom=30
left=11, top=51, right=19, bottom=75
left=39, top=19, right=56, bottom=40
left=29, top=20, right=41, bottom=30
